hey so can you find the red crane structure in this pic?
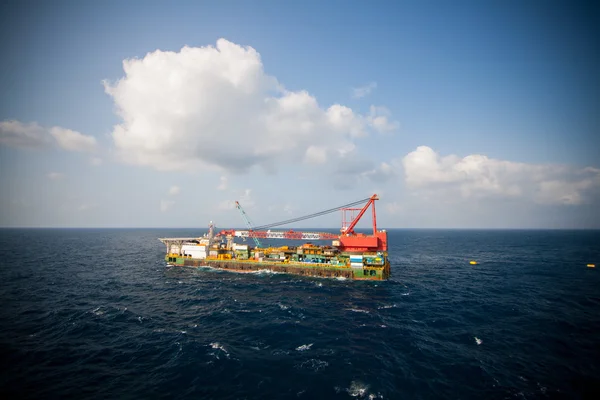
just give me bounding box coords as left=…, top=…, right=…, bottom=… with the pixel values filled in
left=217, top=194, right=387, bottom=253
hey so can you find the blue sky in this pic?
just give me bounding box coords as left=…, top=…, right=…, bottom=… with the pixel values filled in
left=1, top=0, right=598, bottom=228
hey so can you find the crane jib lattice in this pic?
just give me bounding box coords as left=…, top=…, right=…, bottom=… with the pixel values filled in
left=252, top=197, right=372, bottom=230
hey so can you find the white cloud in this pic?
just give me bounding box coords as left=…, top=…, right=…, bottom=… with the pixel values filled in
left=326, top=104, right=368, bottom=138
left=50, top=127, right=97, bottom=153
left=47, top=172, right=64, bottom=180
left=168, top=185, right=180, bottom=196
left=217, top=176, right=228, bottom=191
left=535, top=175, right=599, bottom=205
left=0, top=120, right=52, bottom=149
left=104, top=39, right=397, bottom=173
left=328, top=151, right=397, bottom=189
left=336, top=142, right=356, bottom=158
left=402, top=146, right=600, bottom=205
left=367, top=106, right=399, bottom=133
left=304, top=145, right=327, bottom=164
left=160, top=200, right=175, bottom=212
left=361, top=162, right=396, bottom=182
left=90, top=157, right=103, bottom=166
left=351, top=82, right=377, bottom=99
left=0, top=120, right=98, bottom=153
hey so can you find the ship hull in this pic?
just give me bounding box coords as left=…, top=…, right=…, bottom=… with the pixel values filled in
left=166, top=256, right=390, bottom=281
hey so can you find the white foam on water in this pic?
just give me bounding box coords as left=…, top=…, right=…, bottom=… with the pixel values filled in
left=475, top=337, right=482, bottom=345
left=342, top=381, right=384, bottom=399
left=248, top=269, right=283, bottom=275
left=346, top=381, right=370, bottom=397
left=295, top=358, right=328, bottom=372
left=92, top=307, right=105, bottom=316
left=401, top=292, right=410, bottom=296
left=348, top=308, right=370, bottom=314
left=209, top=342, right=230, bottom=358
left=295, top=343, right=313, bottom=351
left=278, top=303, right=289, bottom=310
left=197, top=265, right=217, bottom=271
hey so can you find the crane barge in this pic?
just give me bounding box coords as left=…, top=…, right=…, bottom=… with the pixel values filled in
left=159, top=194, right=390, bottom=280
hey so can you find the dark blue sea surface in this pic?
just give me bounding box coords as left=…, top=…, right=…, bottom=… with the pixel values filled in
left=0, top=228, right=599, bottom=399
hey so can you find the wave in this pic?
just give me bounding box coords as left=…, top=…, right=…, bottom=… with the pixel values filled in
left=347, top=308, right=370, bottom=314
left=209, top=342, right=230, bottom=358
left=295, top=343, right=313, bottom=351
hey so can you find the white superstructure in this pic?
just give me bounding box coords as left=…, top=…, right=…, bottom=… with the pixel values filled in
left=159, top=221, right=216, bottom=260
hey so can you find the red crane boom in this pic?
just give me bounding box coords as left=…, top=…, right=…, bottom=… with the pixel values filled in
left=217, top=194, right=387, bottom=252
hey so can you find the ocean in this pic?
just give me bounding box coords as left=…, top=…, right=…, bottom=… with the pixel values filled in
left=0, top=228, right=598, bottom=399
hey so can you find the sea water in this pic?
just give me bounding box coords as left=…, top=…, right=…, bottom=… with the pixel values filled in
left=0, top=228, right=598, bottom=399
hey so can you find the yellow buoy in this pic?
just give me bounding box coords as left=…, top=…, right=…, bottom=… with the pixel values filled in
left=469, top=261, right=477, bottom=265
left=588, top=264, right=595, bottom=268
